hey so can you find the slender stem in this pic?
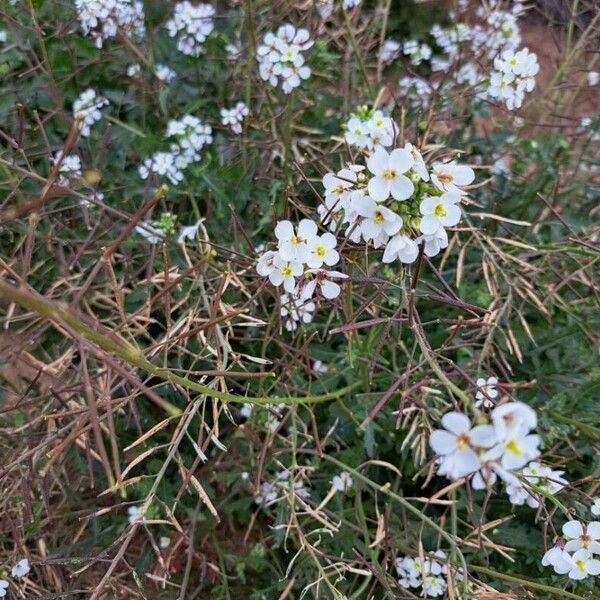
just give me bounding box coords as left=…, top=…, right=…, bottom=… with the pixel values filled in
left=338, top=0, right=375, bottom=101
left=468, top=564, right=587, bottom=600
left=0, top=281, right=360, bottom=407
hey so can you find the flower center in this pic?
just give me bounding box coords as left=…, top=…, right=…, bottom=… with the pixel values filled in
left=575, top=559, right=587, bottom=572
left=456, top=433, right=471, bottom=449
left=335, top=185, right=346, bottom=195
left=291, top=235, right=304, bottom=245
left=434, top=203, right=447, bottom=217
left=281, top=266, right=293, bottom=277
left=354, top=128, right=362, bottom=135
left=437, top=172, right=453, bottom=185
left=505, top=439, right=522, bottom=456
left=383, top=169, right=397, bottom=180
left=315, top=246, right=326, bottom=257
left=373, top=210, right=385, bottom=225
left=580, top=534, right=592, bottom=547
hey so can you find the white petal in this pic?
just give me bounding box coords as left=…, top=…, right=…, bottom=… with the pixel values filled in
left=563, top=520, right=584, bottom=539
left=441, top=412, right=471, bottom=435
left=321, top=279, right=341, bottom=299
left=389, top=175, right=414, bottom=201
left=298, top=219, right=318, bottom=240
left=275, top=220, right=294, bottom=241
left=366, top=148, right=389, bottom=176
left=389, top=147, right=414, bottom=173
left=429, top=430, right=457, bottom=455
left=367, top=176, right=391, bottom=201
left=469, top=425, right=497, bottom=448
left=587, top=521, right=600, bottom=539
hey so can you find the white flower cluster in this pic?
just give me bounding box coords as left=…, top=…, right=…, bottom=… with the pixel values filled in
left=488, top=47, right=539, bottom=110
left=395, top=2, right=538, bottom=112
left=542, top=520, right=600, bottom=580
left=256, top=218, right=346, bottom=331
left=139, top=115, right=212, bottom=184
left=254, top=469, right=310, bottom=506
left=343, top=108, right=397, bottom=150
left=53, top=152, right=82, bottom=185
left=220, top=101, right=249, bottom=135
left=166, top=2, right=215, bottom=57
left=239, top=401, right=288, bottom=432
left=74, top=0, right=145, bottom=48
left=73, top=89, right=109, bottom=137
left=429, top=402, right=568, bottom=508
left=256, top=24, right=313, bottom=94
left=402, top=40, right=432, bottom=66
left=396, top=551, right=448, bottom=597
left=324, top=133, right=474, bottom=264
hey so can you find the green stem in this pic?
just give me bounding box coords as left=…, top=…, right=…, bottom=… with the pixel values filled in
left=468, top=564, right=588, bottom=600
left=0, top=282, right=360, bottom=409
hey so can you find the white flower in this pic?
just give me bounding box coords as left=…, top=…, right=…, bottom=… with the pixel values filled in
left=431, top=161, right=475, bottom=195
left=166, top=2, right=215, bottom=57
left=11, top=559, right=30, bottom=579
left=356, top=196, right=402, bottom=242
left=73, top=89, right=109, bottom=137
left=588, top=71, right=600, bottom=87
left=415, top=228, right=448, bottom=258
left=591, top=498, right=600, bottom=516
left=155, top=64, right=176, bottom=83
left=522, top=462, right=567, bottom=496
left=128, top=505, right=141, bottom=524
left=422, top=575, right=446, bottom=597
left=54, top=152, right=82, bottom=183
left=562, top=521, right=600, bottom=554
left=306, top=233, right=339, bottom=269
left=275, top=219, right=318, bottom=262
left=268, top=255, right=303, bottom=293
left=177, top=222, right=201, bottom=243
left=491, top=401, right=537, bottom=440
left=366, top=111, right=395, bottom=149
left=126, top=63, right=141, bottom=77
left=313, top=360, right=328, bottom=373
left=488, top=425, right=540, bottom=471
left=302, top=270, right=348, bottom=300
left=382, top=234, right=419, bottom=264
left=429, top=412, right=497, bottom=480
left=419, top=192, right=462, bottom=234
left=0, top=31, right=7, bottom=44
left=322, top=167, right=359, bottom=209
left=221, top=101, right=249, bottom=134
left=280, top=293, right=316, bottom=331
left=0, top=580, right=7, bottom=598
left=345, top=117, right=370, bottom=148
left=367, top=148, right=414, bottom=201
left=332, top=471, right=353, bottom=492
left=475, top=376, right=499, bottom=408
left=542, top=546, right=573, bottom=575
left=239, top=403, right=253, bottom=419
left=566, top=549, right=600, bottom=580
left=256, top=250, right=278, bottom=277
